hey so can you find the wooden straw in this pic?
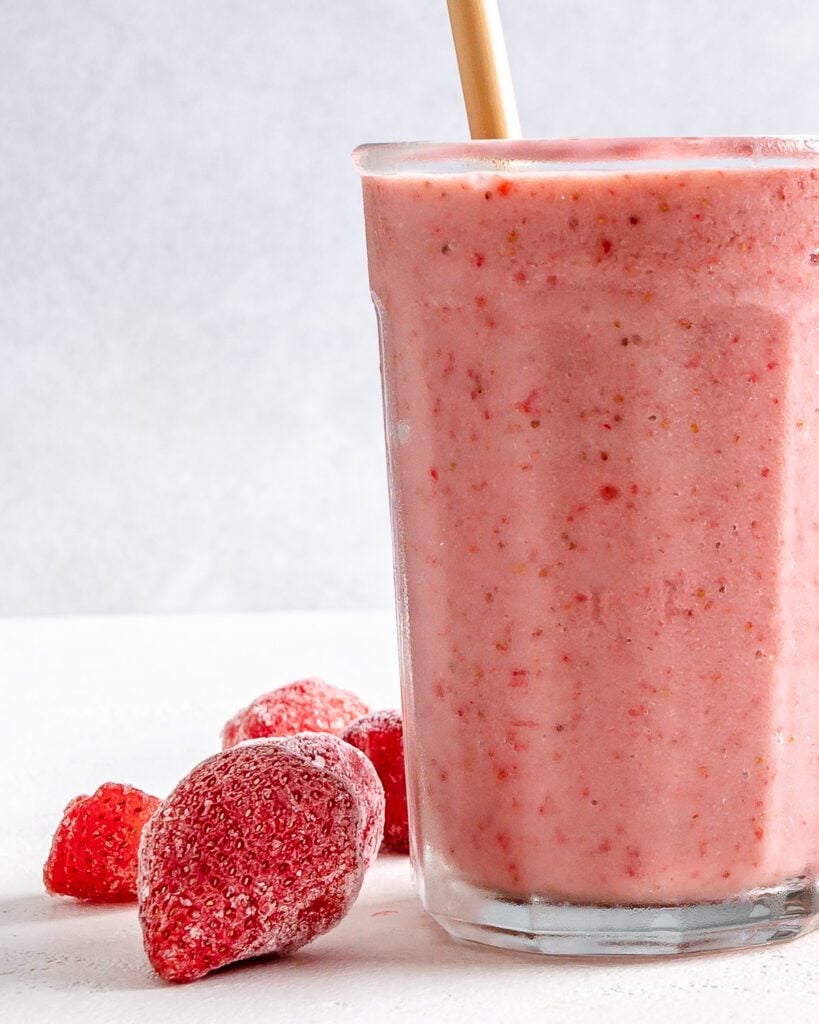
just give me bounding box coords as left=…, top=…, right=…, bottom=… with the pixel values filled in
left=446, top=0, right=521, bottom=139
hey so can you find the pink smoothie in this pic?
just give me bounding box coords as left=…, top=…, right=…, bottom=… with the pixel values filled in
left=361, top=142, right=819, bottom=905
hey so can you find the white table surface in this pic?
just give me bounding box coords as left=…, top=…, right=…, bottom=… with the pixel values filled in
left=2, top=610, right=818, bottom=1023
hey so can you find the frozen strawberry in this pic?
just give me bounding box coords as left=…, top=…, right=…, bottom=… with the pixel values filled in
left=138, top=739, right=368, bottom=983
left=44, top=782, right=161, bottom=902
left=342, top=711, right=409, bottom=854
left=281, top=733, right=384, bottom=868
left=221, top=678, right=369, bottom=748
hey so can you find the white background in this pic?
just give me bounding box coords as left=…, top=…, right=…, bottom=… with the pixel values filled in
left=1, top=0, right=816, bottom=616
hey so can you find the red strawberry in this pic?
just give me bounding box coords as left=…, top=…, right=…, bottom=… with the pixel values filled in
left=281, top=733, right=384, bottom=868
left=342, top=711, right=409, bottom=854
left=44, top=782, right=161, bottom=902
left=138, top=738, right=373, bottom=983
left=221, top=678, right=369, bottom=748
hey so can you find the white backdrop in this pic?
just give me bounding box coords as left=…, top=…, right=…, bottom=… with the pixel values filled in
left=0, top=0, right=816, bottom=615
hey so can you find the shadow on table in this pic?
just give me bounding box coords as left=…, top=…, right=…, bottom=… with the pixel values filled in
left=0, top=891, right=161, bottom=993
left=1, top=887, right=603, bottom=999
left=0, top=892, right=134, bottom=927
left=4, top=876, right=733, bottom=997
left=305, top=887, right=620, bottom=975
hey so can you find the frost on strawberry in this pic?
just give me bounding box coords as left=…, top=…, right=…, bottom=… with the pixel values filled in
left=137, top=739, right=371, bottom=983
left=281, top=732, right=385, bottom=869
left=343, top=711, right=409, bottom=854
left=44, top=782, right=161, bottom=902
left=221, top=678, right=369, bottom=748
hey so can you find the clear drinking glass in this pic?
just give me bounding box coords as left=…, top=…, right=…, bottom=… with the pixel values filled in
left=355, top=137, right=819, bottom=955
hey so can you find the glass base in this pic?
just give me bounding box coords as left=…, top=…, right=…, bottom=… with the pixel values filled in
left=420, top=871, right=819, bottom=956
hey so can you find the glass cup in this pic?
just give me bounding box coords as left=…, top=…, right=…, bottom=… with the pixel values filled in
left=355, top=137, right=819, bottom=955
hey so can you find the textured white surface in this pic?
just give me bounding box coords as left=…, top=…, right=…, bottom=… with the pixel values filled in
left=0, top=1, right=817, bottom=615
left=2, top=611, right=819, bottom=1022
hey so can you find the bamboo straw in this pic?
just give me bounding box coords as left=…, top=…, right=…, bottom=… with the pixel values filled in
left=446, top=0, right=521, bottom=139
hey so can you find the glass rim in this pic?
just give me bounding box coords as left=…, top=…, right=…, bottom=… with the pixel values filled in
left=353, top=136, right=819, bottom=177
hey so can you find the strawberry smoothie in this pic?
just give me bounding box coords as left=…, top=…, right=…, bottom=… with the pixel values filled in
left=357, top=139, right=819, bottom=918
